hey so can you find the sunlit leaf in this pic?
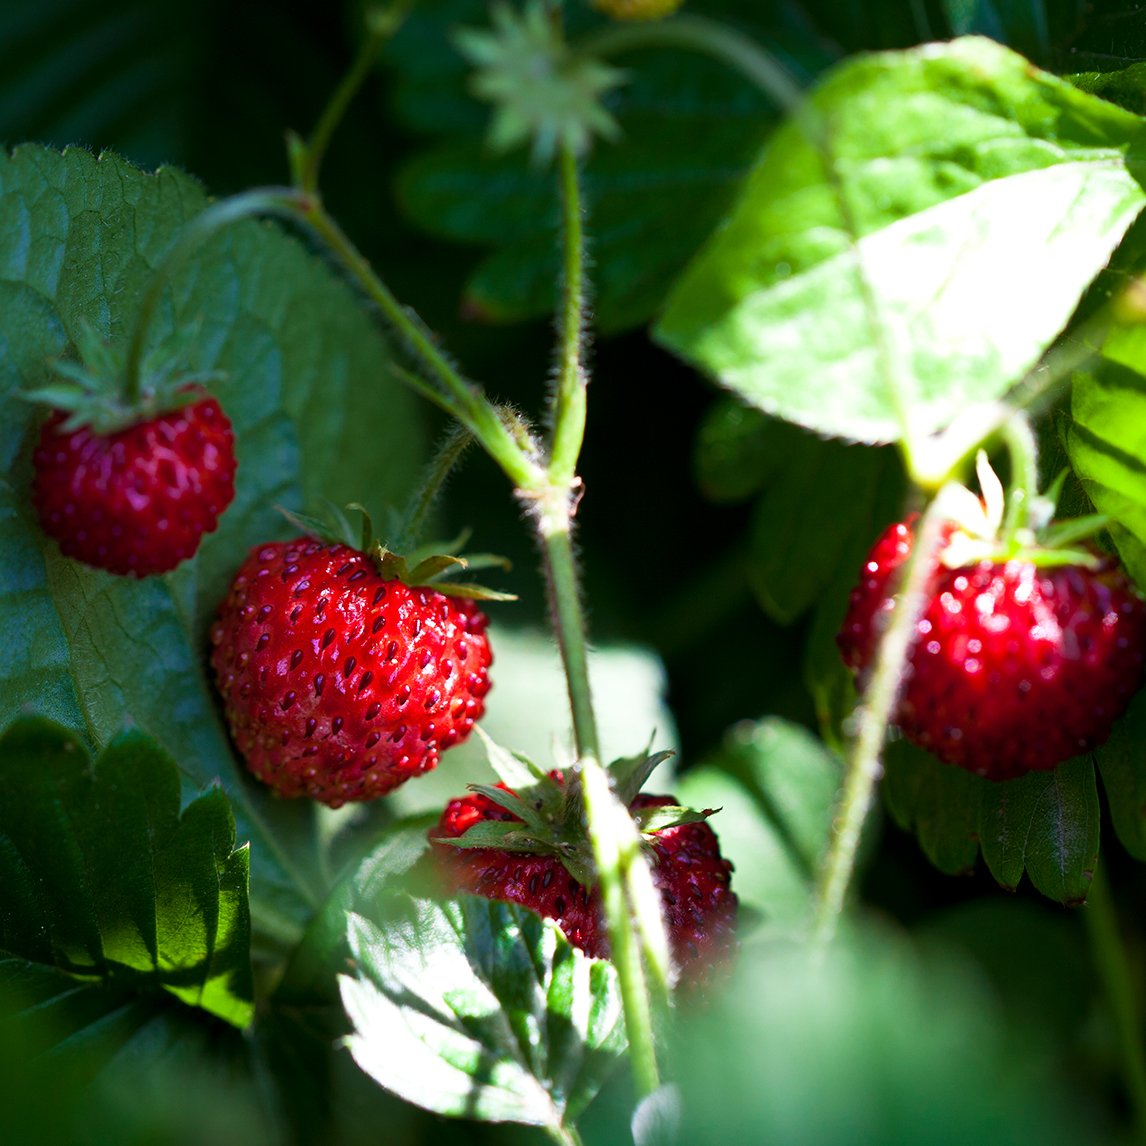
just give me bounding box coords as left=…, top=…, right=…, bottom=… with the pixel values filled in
left=341, top=894, right=625, bottom=1129
left=657, top=37, right=1146, bottom=447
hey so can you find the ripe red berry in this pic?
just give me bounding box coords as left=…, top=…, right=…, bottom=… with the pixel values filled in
left=210, top=538, right=493, bottom=807
left=838, top=518, right=1146, bottom=780
left=31, top=391, right=236, bottom=577
left=433, top=778, right=737, bottom=984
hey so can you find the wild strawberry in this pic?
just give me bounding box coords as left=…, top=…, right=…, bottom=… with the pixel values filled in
left=210, top=538, right=493, bottom=807
left=31, top=390, right=236, bottom=577
left=838, top=516, right=1146, bottom=780
left=433, top=773, right=737, bottom=985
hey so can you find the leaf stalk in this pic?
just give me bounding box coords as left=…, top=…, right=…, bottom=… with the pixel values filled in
left=810, top=488, right=954, bottom=950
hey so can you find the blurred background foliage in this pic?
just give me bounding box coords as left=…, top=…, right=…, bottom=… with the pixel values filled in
left=4, top=0, right=1146, bottom=1142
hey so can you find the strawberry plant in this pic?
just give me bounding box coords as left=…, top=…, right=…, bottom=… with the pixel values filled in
left=7, top=1, right=1146, bottom=1144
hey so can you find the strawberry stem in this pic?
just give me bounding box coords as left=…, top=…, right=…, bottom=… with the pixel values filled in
left=290, top=3, right=409, bottom=197
left=296, top=203, right=545, bottom=492
left=1000, top=414, right=1040, bottom=540
left=1085, top=860, right=1146, bottom=1144
left=536, top=140, right=669, bottom=1100
left=810, top=489, right=954, bottom=950
left=577, top=13, right=805, bottom=114
left=549, top=146, right=588, bottom=487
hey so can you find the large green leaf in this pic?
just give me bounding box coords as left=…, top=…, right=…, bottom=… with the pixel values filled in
left=883, top=741, right=1099, bottom=902
left=0, top=716, right=253, bottom=1026
left=677, top=717, right=840, bottom=926
left=656, top=37, right=1146, bottom=447
left=0, top=145, right=426, bottom=935
left=341, top=894, right=625, bottom=1131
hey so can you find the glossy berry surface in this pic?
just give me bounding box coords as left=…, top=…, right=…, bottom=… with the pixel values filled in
left=211, top=538, right=492, bottom=807
left=434, top=779, right=737, bottom=984
left=838, top=519, right=1146, bottom=780
left=31, top=392, right=236, bottom=577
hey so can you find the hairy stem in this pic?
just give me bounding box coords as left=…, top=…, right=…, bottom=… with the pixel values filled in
left=1000, top=414, right=1040, bottom=538
left=1086, top=860, right=1146, bottom=1144
left=293, top=5, right=408, bottom=195
left=550, top=146, right=588, bottom=486
left=538, top=503, right=600, bottom=762
left=580, top=755, right=663, bottom=1100
left=532, top=141, right=666, bottom=1099
left=578, top=13, right=804, bottom=113
left=810, top=490, right=953, bottom=950
left=296, top=203, right=542, bottom=491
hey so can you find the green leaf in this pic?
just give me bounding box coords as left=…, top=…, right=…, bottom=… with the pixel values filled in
left=978, top=756, right=1099, bottom=903
left=677, top=718, right=841, bottom=926
left=1094, top=690, right=1146, bottom=861
left=0, top=716, right=253, bottom=1027
left=883, top=740, right=1100, bottom=903
left=656, top=37, right=1146, bottom=447
left=1068, top=314, right=1146, bottom=589
left=882, top=741, right=982, bottom=876
left=0, top=145, right=426, bottom=933
left=1071, top=63, right=1146, bottom=117
left=693, top=398, right=805, bottom=504
left=275, top=814, right=436, bottom=1008
left=341, top=894, right=625, bottom=1129
left=0, top=1, right=208, bottom=171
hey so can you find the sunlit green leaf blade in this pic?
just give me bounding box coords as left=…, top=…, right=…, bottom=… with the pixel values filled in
left=341, top=895, right=625, bottom=1129
left=656, top=36, right=1146, bottom=445
left=0, top=716, right=253, bottom=1027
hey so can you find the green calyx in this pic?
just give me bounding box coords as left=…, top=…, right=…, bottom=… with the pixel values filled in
left=279, top=503, right=517, bottom=602
left=435, top=729, right=710, bottom=887
left=936, top=451, right=1111, bottom=572
left=23, top=318, right=222, bottom=435
left=454, top=1, right=624, bottom=163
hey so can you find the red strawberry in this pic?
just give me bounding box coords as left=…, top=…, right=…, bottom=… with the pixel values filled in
left=31, top=390, right=236, bottom=577
left=210, top=538, right=493, bottom=807
left=433, top=776, right=737, bottom=985
left=838, top=517, right=1146, bottom=780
